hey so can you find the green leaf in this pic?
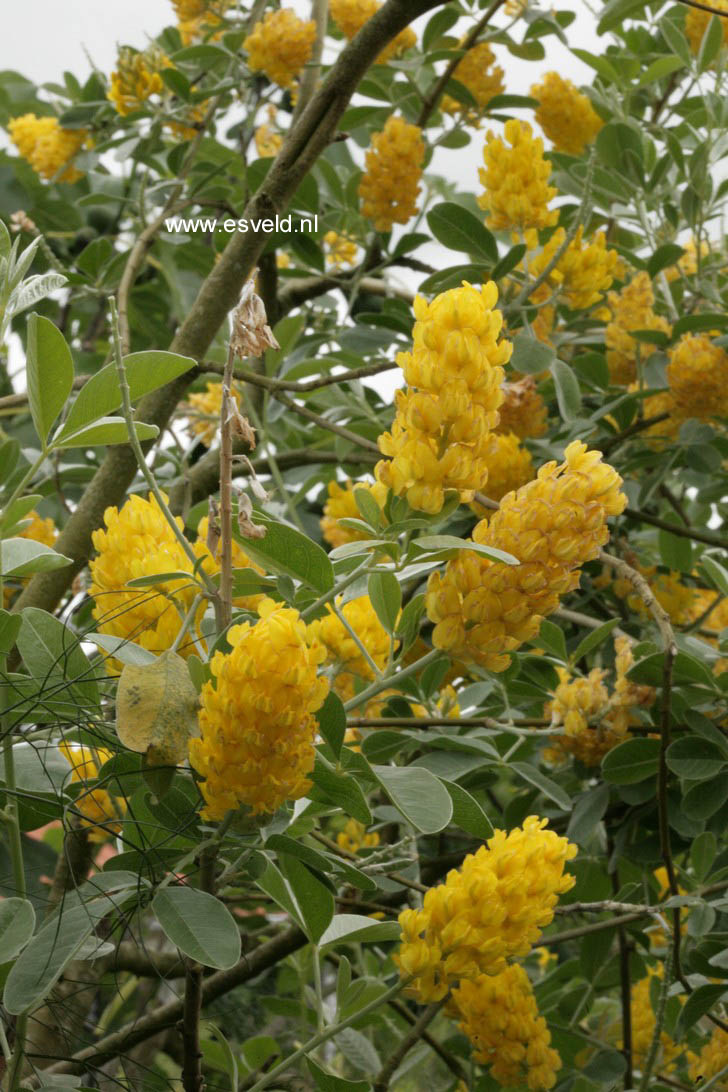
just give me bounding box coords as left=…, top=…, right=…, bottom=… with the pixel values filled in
left=59, top=351, right=196, bottom=439
left=511, top=762, right=571, bottom=810
left=372, top=764, right=453, bottom=833
left=367, top=571, right=401, bottom=635
left=567, top=783, right=610, bottom=845
left=152, top=888, right=242, bottom=969
left=307, top=1058, right=371, bottom=1092
left=682, top=776, right=728, bottom=820
left=647, top=244, right=686, bottom=278
left=551, top=359, right=581, bottom=421
left=200, top=1021, right=238, bottom=1092
left=280, top=856, right=334, bottom=943
left=660, top=15, right=693, bottom=66
left=602, top=737, right=661, bottom=784
left=426, top=202, right=498, bottom=263
left=0, top=898, right=36, bottom=962
left=54, top=417, right=160, bottom=448
left=571, top=48, right=620, bottom=83
left=395, top=594, right=425, bottom=652
left=666, top=737, right=727, bottom=780
left=234, top=515, right=333, bottom=594
left=311, top=757, right=372, bottom=824
left=442, top=780, right=493, bottom=838
left=672, top=312, right=728, bottom=337
left=318, top=914, right=401, bottom=949
left=0, top=539, right=72, bottom=578
left=691, top=831, right=717, bottom=881
left=0, top=218, right=10, bottom=259
left=571, top=618, right=621, bottom=663
left=0, top=742, right=71, bottom=796
left=510, top=333, right=556, bottom=375
left=0, top=609, right=22, bottom=655
left=410, top=535, right=518, bottom=566
left=537, top=619, right=567, bottom=661
left=700, top=554, right=728, bottom=596
left=698, top=14, right=724, bottom=71
left=658, top=529, right=692, bottom=572
left=26, top=314, right=74, bottom=448
left=90, top=633, right=158, bottom=666
left=637, top=55, right=685, bottom=86
left=317, top=692, right=346, bottom=758
left=676, top=984, right=728, bottom=1036
left=597, top=0, right=647, bottom=34
left=18, top=607, right=99, bottom=707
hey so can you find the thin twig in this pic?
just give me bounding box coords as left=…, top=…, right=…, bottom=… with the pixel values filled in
left=624, top=507, right=728, bottom=550
left=220, top=343, right=236, bottom=630
left=373, top=1001, right=445, bottom=1092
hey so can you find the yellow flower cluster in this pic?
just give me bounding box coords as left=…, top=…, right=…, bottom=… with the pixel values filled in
left=185, top=380, right=240, bottom=446
left=685, top=0, right=728, bottom=54
left=244, top=8, right=317, bottom=88
left=320, top=479, right=387, bottom=548
left=605, top=273, right=671, bottom=386
left=189, top=598, right=329, bottom=818
left=630, top=968, right=682, bottom=1072
left=172, top=0, right=231, bottom=44
left=90, top=494, right=259, bottom=659
left=529, top=226, right=619, bottom=311
left=544, top=637, right=651, bottom=766
left=689, top=1027, right=728, bottom=1089
left=58, top=743, right=125, bottom=842
left=426, top=442, right=626, bottom=671
left=307, top=595, right=394, bottom=703
left=358, top=116, right=424, bottom=232
left=530, top=72, right=603, bottom=156
left=337, top=818, right=380, bottom=853
left=472, top=432, right=534, bottom=507
left=8, top=114, right=87, bottom=183
left=496, top=377, right=547, bottom=438
left=376, top=282, right=511, bottom=514
left=394, top=816, right=577, bottom=1001
left=324, top=230, right=358, bottom=268
left=108, top=47, right=166, bottom=115
left=666, top=333, right=728, bottom=424
left=451, top=964, right=562, bottom=1090
left=441, top=42, right=504, bottom=123
left=329, top=0, right=416, bottom=63
left=478, top=120, right=558, bottom=233
left=664, top=236, right=710, bottom=282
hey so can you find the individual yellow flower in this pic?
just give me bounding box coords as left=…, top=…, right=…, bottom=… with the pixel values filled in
left=394, top=816, right=577, bottom=1002
left=90, top=494, right=200, bottom=660
left=324, top=230, right=358, bottom=269
left=441, top=41, right=505, bottom=124
left=376, top=282, right=511, bottom=514
left=320, top=479, right=387, bottom=548
left=471, top=432, right=533, bottom=507
left=528, top=226, right=619, bottom=311
left=58, top=742, right=125, bottom=842
left=530, top=72, right=603, bottom=156
left=451, top=964, right=562, bottom=1090
left=244, top=8, right=316, bottom=88
left=8, top=114, right=87, bottom=183
left=685, top=0, right=728, bottom=54
left=666, top=334, right=728, bottom=424
left=478, top=120, right=558, bottom=233
left=359, top=116, right=424, bottom=232
left=108, top=46, right=166, bottom=116
left=185, top=380, right=240, bottom=447
left=689, top=1027, right=728, bottom=1088
left=630, top=968, right=682, bottom=1072
left=189, top=598, right=329, bottom=819
left=496, top=377, right=547, bottom=438
left=307, top=595, right=395, bottom=703
left=329, top=0, right=416, bottom=62
left=337, top=818, right=380, bottom=853
left=605, top=273, right=671, bottom=386
left=426, top=442, right=626, bottom=670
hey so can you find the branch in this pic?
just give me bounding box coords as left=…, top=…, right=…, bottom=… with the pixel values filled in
left=13, top=0, right=447, bottom=620
left=624, top=507, right=728, bottom=550
left=202, top=358, right=397, bottom=393
left=373, top=1001, right=445, bottom=1092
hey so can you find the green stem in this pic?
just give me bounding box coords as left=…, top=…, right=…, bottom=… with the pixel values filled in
left=244, top=977, right=410, bottom=1092
left=637, top=947, right=673, bottom=1092
left=300, top=562, right=371, bottom=622
left=342, top=648, right=440, bottom=712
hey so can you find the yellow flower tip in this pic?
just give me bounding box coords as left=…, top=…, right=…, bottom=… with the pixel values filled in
left=358, top=116, right=424, bottom=232
left=441, top=41, right=504, bottom=124
left=190, top=601, right=329, bottom=819
left=244, top=8, right=317, bottom=88
left=108, top=46, right=168, bottom=116
left=530, top=71, right=603, bottom=156
left=8, top=113, right=88, bottom=183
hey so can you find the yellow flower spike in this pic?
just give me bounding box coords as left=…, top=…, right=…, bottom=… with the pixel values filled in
left=478, top=120, right=558, bottom=233
left=359, top=116, right=424, bottom=232
left=667, top=333, right=728, bottom=424
left=605, top=273, right=671, bottom=386
left=684, top=0, right=728, bottom=54
left=58, top=742, right=125, bottom=842
left=172, top=0, right=232, bottom=44
left=426, top=442, right=626, bottom=671
left=689, top=1026, right=728, bottom=1088
left=530, top=72, right=603, bottom=156
left=189, top=598, right=329, bottom=819
left=451, top=964, right=562, bottom=1090
left=376, top=282, right=512, bottom=514
left=8, top=114, right=88, bottom=183
left=470, top=432, right=534, bottom=508
left=394, top=817, right=577, bottom=1002
left=244, top=8, right=317, bottom=88
left=441, top=41, right=505, bottom=124
left=529, top=226, right=619, bottom=312
left=497, top=377, right=548, bottom=438
left=330, top=0, right=416, bottom=62
left=324, top=230, right=358, bottom=269
left=108, top=47, right=167, bottom=116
